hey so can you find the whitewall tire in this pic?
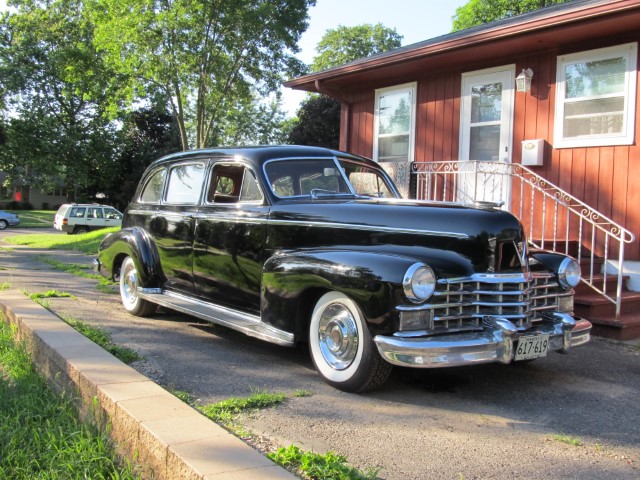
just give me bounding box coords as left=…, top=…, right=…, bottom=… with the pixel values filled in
left=309, top=291, right=392, bottom=392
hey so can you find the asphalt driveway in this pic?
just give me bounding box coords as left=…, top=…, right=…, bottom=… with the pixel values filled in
left=1, top=228, right=639, bottom=479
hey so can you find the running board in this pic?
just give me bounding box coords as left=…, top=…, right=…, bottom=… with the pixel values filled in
left=138, top=288, right=295, bottom=347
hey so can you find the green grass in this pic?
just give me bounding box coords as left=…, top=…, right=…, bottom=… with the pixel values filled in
left=5, top=227, right=119, bottom=254
left=62, top=314, right=142, bottom=365
left=26, top=290, right=141, bottom=365
left=551, top=433, right=583, bottom=446
left=5, top=210, right=54, bottom=227
left=0, top=317, right=140, bottom=479
left=191, top=390, right=378, bottom=480
left=268, top=445, right=380, bottom=480
left=199, top=390, right=287, bottom=429
left=29, top=289, right=76, bottom=300
left=38, top=256, right=117, bottom=292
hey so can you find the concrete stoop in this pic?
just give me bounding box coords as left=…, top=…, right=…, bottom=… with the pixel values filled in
left=0, top=290, right=296, bottom=480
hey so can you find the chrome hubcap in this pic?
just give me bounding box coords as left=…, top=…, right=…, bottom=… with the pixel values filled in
left=122, top=263, right=138, bottom=305
left=318, top=303, right=359, bottom=370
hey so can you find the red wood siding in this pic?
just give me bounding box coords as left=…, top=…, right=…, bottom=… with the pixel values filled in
left=340, top=40, right=640, bottom=260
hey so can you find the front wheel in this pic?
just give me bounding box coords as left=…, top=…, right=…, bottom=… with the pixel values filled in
left=119, top=256, right=156, bottom=317
left=0, top=220, right=7, bottom=230
left=309, top=291, right=392, bottom=392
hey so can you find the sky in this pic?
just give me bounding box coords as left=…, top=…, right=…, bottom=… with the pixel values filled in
left=0, top=0, right=469, bottom=114
left=282, top=0, right=468, bottom=114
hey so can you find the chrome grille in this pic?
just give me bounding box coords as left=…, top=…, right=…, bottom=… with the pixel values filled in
left=398, top=272, right=572, bottom=334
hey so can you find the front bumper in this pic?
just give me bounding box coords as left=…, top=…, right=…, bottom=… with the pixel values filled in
left=374, top=313, right=591, bottom=368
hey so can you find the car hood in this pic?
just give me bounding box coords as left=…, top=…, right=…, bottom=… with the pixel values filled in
left=268, top=199, right=527, bottom=276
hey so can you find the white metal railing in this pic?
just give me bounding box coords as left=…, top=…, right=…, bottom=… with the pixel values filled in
left=412, top=161, right=636, bottom=320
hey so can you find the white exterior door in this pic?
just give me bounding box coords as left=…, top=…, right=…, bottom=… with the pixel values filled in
left=459, top=65, right=515, bottom=205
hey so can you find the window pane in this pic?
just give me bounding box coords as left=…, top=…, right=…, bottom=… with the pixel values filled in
left=166, top=164, right=205, bottom=204
left=239, top=170, right=263, bottom=203
left=70, top=207, right=86, bottom=218
left=471, top=83, right=502, bottom=123
left=564, top=97, right=624, bottom=137
left=378, top=90, right=412, bottom=135
left=140, top=169, right=166, bottom=203
left=378, top=134, right=409, bottom=162
left=565, top=57, right=626, bottom=98
left=470, top=125, right=500, bottom=161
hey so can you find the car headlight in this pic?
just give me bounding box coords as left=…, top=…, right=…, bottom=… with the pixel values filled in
left=403, top=263, right=436, bottom=303
left=558, top=257, right=581, bottom=289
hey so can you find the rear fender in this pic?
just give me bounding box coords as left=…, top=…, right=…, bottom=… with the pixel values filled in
left=98, top=227, right=164, bottom=287
left=261, top=250, right=419, bottom=338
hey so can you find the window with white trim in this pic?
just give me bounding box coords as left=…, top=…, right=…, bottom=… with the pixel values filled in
left=374, top=82, right=416, bottom=162
left=554, top=43, right=637, bottom=148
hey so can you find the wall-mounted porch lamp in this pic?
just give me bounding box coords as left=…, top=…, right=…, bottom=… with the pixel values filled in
left=516, top=68, right=533, bottom=93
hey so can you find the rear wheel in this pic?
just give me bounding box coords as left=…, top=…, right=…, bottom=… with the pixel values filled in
left=0, top=220, right=7, bottom=230
left=74, top=226, right=89, bottom=235
left=119, top=256, right=156, bottom=316
left=309, top=291, right=392, bottom=392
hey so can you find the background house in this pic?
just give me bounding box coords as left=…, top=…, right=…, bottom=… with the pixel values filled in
left=285, top=0, right=640, bottom=338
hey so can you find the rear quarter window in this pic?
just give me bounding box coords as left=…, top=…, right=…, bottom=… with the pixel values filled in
left=140, top=169, right=167, bottom=203
left=69, top=207, right=86, bottom=218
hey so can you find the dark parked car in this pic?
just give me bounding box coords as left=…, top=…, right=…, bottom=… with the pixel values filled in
left=0, top=210, right=20, bottom=229
left=97, top=146, right=591, bottom=392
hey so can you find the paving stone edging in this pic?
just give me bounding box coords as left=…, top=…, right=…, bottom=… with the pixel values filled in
left=0, top=290, right=295, bottom=480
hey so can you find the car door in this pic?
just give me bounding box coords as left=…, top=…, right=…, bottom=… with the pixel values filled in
left=149, top=161, right=206, bottom=294
left=192, top=161, right=268, bottom=315
left=86, top=207, right=103, bottom=229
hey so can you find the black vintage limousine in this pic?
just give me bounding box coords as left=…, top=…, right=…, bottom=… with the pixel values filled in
left=97, top=145, right=591, bottom=392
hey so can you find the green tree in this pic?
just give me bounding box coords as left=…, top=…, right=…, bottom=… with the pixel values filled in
left=311, top=23, right=402, bottom=73
left=103, top=107, right=181, bottom=210
left=89, top=0, right=315, bottom=150
left=286, top=95, right=340, bottom=149
left=288, top=23, right=402, bottom=149
left=0, top=0, right=118, bottom=199
left=452, top=0, right=573, bottom=31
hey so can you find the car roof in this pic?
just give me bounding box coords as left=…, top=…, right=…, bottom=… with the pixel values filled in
left=151, top=145, right=379, bottom=170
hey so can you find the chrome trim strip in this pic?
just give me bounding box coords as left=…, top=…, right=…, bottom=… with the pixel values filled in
left=138, top=289, right=294, bottom=347
left=268, top=219, right=469, bottom=238
left=126, top=209, right=469, bottom=238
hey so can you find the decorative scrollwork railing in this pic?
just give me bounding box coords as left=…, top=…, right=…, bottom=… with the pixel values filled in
left=412, top=161, right=636, bottom=320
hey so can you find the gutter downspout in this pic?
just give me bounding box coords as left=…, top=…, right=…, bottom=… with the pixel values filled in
left=315, top=80, right=351, bottom=152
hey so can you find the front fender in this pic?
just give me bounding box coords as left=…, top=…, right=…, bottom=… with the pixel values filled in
left=261, top=250, right=421, bottom=337
left=98, top=227, right=164, bottom=287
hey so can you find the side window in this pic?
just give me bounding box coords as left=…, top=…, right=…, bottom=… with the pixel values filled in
left=104, top=208, right=122, bottom=219
left=165, top=163, right=206, bottom=205
left=239, top=169, right=264, bottom=203
left=207, top=164, right=247, bottom=204
left=88, top=208, right=104, bottom=219
left=140, top=169, right=167, bottom=204
left=70, top=207, right=86, bottom=218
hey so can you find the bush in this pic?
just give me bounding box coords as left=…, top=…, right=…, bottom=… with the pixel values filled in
left=6, top=201, right=33, bottom=210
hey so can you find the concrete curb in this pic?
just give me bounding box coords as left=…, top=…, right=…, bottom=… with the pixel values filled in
left=0, top=290, right=296, bottom=480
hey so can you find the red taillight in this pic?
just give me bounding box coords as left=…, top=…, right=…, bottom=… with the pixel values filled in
left=62, top=219, right=68, bottom=225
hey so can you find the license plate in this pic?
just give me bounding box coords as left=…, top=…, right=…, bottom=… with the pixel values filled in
left=515, top=334, right=550, bottom=361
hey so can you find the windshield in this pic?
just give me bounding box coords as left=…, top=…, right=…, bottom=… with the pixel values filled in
left=264, top=157, right=398, bottom=199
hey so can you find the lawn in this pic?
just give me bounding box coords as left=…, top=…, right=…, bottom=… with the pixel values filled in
left=5, top=210, right=55, bottom=228
left=0, top=317, right=140, bottom=479
left=3, top=227, right=119, bottom=254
